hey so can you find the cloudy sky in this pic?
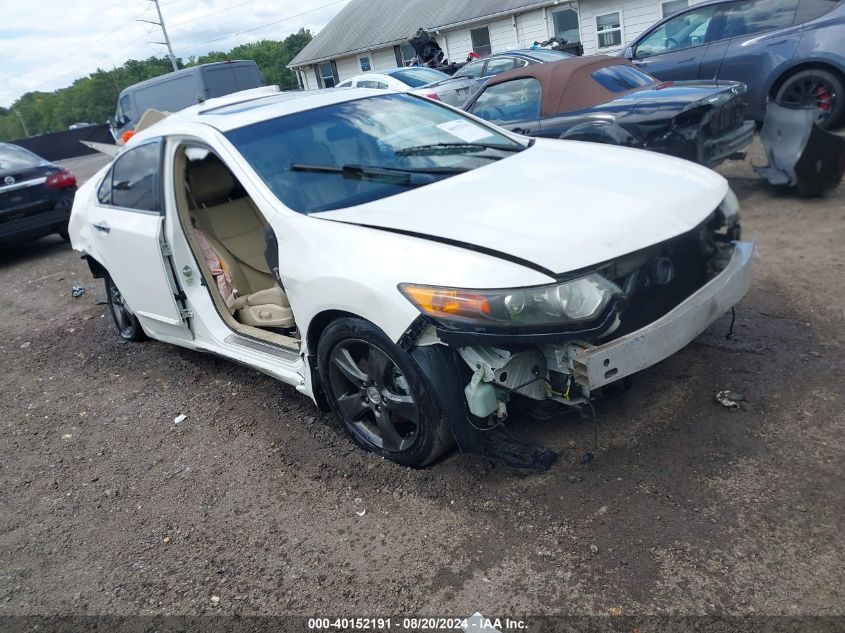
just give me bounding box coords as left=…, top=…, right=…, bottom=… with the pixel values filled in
left=0, top=0, right=351, bottom=107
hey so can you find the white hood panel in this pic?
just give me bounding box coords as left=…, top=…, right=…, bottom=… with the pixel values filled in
left=317, top=139, right=728, bottom=275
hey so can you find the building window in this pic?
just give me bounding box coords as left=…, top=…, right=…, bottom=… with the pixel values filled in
left=596, top=12, right=622, bottom=48
left=470, top=26, right=492, bottom=57
left=552, top=8, right=580, bottom=42
left=393, top=43, right=416, bottom=66
left=359, top=56, right=371, bottom=71
left=315, top=61, right=339, bottom=88
left=661, top=0, right=689, bottom=17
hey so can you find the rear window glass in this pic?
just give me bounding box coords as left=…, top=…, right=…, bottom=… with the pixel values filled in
left=720, top=0, right=800, bottom=38
left=0, top=144, right=41, bottom=172
left=794, top=0, right=839, bottom=22
left=389, top=68, right=449, bottom=87
left=592, top=65, right=655, bottom=92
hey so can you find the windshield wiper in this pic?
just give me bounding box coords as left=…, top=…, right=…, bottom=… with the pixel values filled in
left=395, top=142, right=523, bottom=157
left=290, top=163, right=469, bottom=184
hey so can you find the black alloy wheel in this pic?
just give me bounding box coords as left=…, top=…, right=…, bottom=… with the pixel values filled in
left=317, top=317, right=454, bottom=467
left=776, top=69, right=844, bottom=129
left=328, top=338, right=420, bottom=453
left=105, top=274, right=146, bottom=342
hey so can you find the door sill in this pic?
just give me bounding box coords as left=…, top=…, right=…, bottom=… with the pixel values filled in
left=223, top=333, right=300, bottom=361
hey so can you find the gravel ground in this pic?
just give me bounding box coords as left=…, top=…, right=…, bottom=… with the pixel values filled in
left=0, top=147, right=842, bottom=621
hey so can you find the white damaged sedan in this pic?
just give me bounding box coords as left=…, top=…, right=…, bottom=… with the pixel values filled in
left=69, top=87, right=754, bottom=469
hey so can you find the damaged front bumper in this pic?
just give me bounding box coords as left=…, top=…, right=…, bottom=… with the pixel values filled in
left=569, top=239, right=754, bottom=390
left=450, top=239, right=755, bottom=410
left=433, top=239, right=754, bottom=469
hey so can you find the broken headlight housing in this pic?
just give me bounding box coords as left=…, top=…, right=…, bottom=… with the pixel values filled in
left=399, top=274, right=621, bottom=328
left=719, top=188, right=740, bottom=225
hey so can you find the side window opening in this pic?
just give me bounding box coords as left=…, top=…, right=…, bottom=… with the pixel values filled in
left=484, top=57, right=517, bottom=77
left=635, top=5, right=718, bottom=58
left=794, top=0, right=839, bottom=22
left=109, top=141, right=163, bottom=213
left=456, top=60, right=485, bottom=79
left=97, top=169, right=112, bottom=205
left=176, top=144, right=296, bottom=336
left=470, top=78, right=543, bottom=124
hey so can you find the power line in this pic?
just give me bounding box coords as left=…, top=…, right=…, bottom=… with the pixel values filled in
left=172, top=0, right=348, bottom=54
left=6, top=0, right=348, bottom=100
left=167, top=0, right=263, bottom=30
left=21, top=30, right=156, bottom=93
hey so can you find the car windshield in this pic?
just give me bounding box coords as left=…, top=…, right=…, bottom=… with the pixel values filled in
left=389, top=67, right=450, bottom=87
left=0, top=144, right=41, bottom=173
left=226, top=93, right=525, bottom=214
left=522, top=49, right=573, bottom=61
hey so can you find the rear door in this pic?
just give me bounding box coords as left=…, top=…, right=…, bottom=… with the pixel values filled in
left=708, top=0, right=802, bottom=117
left=632, top=3, right=723, bottom=79
left=466, top=77, right=544, bottom=135
left=90, top=140, right=192, bottom=341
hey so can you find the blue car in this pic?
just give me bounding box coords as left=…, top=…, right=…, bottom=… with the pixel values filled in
left=624, top=0, right=845, bottom=127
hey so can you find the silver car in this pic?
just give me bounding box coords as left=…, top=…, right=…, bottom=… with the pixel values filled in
left=336, top=67, right=479, bottom=107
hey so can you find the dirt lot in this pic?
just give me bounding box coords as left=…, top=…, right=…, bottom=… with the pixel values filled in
left=0, top=148, right=843, bottom=622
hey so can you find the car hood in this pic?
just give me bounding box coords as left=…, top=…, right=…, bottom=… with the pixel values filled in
left=596, top=80, right=746, bottom=115
left=315, top=138, right=728, bottom=276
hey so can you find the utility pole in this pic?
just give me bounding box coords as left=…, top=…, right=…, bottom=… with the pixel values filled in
left=13, top=109, right=29, bottom=137
left=139, top=0, right=179, bottom=72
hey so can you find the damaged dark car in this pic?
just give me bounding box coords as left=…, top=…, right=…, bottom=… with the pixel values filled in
left=463, top=55, right=756, bottom=167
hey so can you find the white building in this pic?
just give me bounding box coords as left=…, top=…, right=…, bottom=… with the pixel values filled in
left=288, top=0, right=702, bottom=90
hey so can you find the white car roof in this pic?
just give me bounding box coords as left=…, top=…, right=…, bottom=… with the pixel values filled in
left=131, top=86, right=396, bottom=142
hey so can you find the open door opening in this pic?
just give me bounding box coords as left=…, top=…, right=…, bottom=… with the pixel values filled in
left=173, top=144, right=300, bottom=351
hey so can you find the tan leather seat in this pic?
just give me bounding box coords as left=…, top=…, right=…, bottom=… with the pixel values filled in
left=186, top=156, right=295, bottom=329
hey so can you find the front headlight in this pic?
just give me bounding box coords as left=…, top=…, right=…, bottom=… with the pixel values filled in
left=399, top=273, right=621, bottom=328
left=719, top=188, right=740, bottom=224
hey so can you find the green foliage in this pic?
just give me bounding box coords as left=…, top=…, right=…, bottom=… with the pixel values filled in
left=0, top=29, right=312, bottom=141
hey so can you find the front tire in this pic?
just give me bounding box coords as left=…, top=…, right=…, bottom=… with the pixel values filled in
left=105, top=274, right=146, bottom=342
left=317, top=317, right=454, bottom=467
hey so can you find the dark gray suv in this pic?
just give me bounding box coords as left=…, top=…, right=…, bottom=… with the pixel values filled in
left=624, top=0, right=845, bottom=127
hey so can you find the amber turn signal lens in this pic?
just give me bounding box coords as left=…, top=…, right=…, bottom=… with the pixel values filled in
left=400, top=285, right=491, bottom=319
